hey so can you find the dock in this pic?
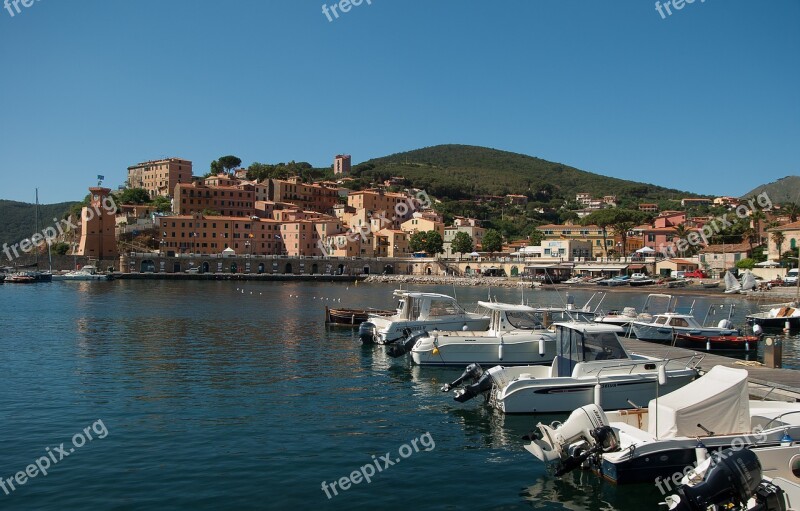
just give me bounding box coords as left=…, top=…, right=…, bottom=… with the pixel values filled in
left=620, top=337, right=800, bottom=402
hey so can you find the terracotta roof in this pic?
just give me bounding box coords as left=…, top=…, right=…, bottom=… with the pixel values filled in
left=768, top=221, right=800, bottom=231
left=700, top=243, right=752, bottom=254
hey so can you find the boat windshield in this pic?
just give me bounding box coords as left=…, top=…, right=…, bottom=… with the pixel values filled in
left=653, top=316, right=669, bottom=325
left=505, top=311, right=543, bottom=330
left=582, top=332, right=627, bottom=361
left=667, top=317, right=690, bottom=327
left=425, top=299, right=465, bottom=318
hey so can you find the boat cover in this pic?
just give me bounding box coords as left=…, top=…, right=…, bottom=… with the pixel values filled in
left=647, top=366, right=750, bottom=439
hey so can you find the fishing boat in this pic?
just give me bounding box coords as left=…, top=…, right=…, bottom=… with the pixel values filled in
left=389, top=302, right=557, bottom=367
left=440, top=322, right=699, bottom=413
left=52, top=265, right=112, bottom=281
left=358, top=290, right=490, bottom=344
left=523, top=366, right=800, bottom=484
left=747, top=304, right=800, bottom=330
left=324, top=306, right=393, bottom=326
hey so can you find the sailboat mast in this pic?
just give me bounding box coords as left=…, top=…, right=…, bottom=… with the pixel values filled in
left=34, top=188, right=40, bottom=267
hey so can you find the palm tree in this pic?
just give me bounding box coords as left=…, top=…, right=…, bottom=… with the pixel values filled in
left=750, top=210, right=766, bottom=245
left=784, top=202, right=800, bottom=222
left=672, top=224, right=690, bottom=257
left=772, top=230, right=785, bottom=264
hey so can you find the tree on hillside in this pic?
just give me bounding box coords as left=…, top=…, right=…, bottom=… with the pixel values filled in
left=209, top=160, right=223, bottom=176
left=409, top=231, right=426, bottom=253
left=152, top=196, right=172, bottom=213
left=582, top=209, right=616, bottom=260
left=771, top=231, right=785, bottom=263
left=482, top=229, right=503, bottom=256
left=784, top=203, right=800, bottom=222
left=608, top=210, right=648, bottom=259
left=117, top=188, right=151, bottom=204
left=218, top=155, right=242, bottom=175
left=451, top=231, right=473, bottom=260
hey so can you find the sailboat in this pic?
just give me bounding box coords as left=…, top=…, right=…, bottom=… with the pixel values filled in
left=6, top=190, right=52, bottom=283
left=724, top=271, right=742, bottom=294
left=741, top=270, right=757, bottom=292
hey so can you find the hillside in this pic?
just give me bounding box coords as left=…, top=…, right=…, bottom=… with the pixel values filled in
left=353, top=145, right=699, bottom=203
left=0, top=200, right=78, bottom=247
left=743, top=176, right=800, bottom=204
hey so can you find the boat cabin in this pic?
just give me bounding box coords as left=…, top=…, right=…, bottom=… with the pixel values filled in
left=393, top=291, right=469, bottom=321
left=476, top=301, right=546, bottom=333
left=649, top=313, right=702, bottom=329
left=553, top=323, right=629, bottom=377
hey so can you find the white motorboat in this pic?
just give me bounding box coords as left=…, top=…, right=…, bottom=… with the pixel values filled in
left=594, top=293, right=671, bottom=332
left=388, top=302, right=557, bottom=366
left=441, top=322, right=699, bottom=413
left=52, top=265, right=112, bottom=281
left=663, top=444, right=800, bottom=511
left=631, top=311, right=738, bottom=342
left=358, top=290, right=489, bottom=345
left=524, top=366, right=800, bottom=484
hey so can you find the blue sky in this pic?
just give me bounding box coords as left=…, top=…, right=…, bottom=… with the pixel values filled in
left=0, top=0, right=798, bottom=204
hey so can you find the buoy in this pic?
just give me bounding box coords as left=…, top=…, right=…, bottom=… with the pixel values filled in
left=706, top=339, right=711, bottom=351
left=658, top=365, right=667, bottom=385
left=539, top=338, right=546, bottom=356
left=432, top=347, right=439, bottom=355
left=753, top=324, right=763, bottom=336
left=594, top=383, right=602, bottom=406
left=498, top=341, right=504, bottom=361
left=745, top=341, right=750, bottom=352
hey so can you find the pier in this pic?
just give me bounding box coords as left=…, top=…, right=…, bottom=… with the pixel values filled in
left=620, top=337, right=800, bottom=402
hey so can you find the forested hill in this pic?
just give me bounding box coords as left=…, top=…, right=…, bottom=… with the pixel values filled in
left=353, top=144, right=699, bottom=205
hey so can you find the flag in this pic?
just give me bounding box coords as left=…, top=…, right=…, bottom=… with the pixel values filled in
left=97, top=175, right=105, bottom=180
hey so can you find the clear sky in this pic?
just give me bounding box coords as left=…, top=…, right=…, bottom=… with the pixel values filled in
left=0, top=0, right=797, bottom=204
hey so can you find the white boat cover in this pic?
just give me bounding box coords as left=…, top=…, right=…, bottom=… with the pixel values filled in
left=647, top=366, right=750, bottom=439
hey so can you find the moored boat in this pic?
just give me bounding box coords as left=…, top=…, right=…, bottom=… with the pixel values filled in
left=747, top=304, right=800, bottom=331
left=325, top=306, right=393, bottom=326
left=52, top=265, right=112, bottom=281
left=673, top=332, right=761, bottom=352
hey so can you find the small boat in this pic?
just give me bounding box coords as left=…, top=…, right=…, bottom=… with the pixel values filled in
left=599, top=276, right=629, bottom=287
left=667, top=279, right=690, bottom=288
left=324, top=306, right=393, bottom=326
left=631, top=300, right=739, bottom=342
left=741, top=270, right=758, bottom=292
left=441, top=322, right=699, bottom=413
left=673, top=333, right=760, bottom=352
left=628, top=277, right=655, bottom=287
left=702, top=281, right=720, bottom=289
left=524, top=365, right=800, bottom=484
left=747, top=304, right=800, bottom=330
left=52, top=265, right=112, bottom=281
left=358, top=290, right=490, bottom=344
left=391, top=301, right=557, bottom=367
left=4, top=271, right=51, bottom=283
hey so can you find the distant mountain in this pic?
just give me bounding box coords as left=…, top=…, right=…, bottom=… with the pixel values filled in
left=354, top=144, right=699, bottom=203
left=0, top=200, right=78, bottom=247
left=742, top=176, right=800, bottom=204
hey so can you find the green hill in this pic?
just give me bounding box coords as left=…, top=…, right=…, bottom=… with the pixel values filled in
left=0, top=200, right=78, bottom=247
left=742, top=176, right=800, bottom=204
left=353, top=144, right=699, bottom=203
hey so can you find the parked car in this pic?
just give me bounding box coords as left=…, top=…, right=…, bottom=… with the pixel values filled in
left=185, top=267, right=200, bottom=274
left=784, top=268, right=798, bottom=285
left=683, top=269, right=708, bottom=279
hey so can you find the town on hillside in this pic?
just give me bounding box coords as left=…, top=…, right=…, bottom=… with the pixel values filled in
left=52, top=154, right=800, bottom=281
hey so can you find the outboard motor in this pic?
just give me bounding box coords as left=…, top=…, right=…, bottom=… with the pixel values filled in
left=441, top=363, right=484, bottom=393
left=453, top=369, right=495, bottom=403
left=387, top=328, right=427, bottom=358
left=359, top=322, right=377, bottom=344
left=665, top=448, right=786, bottom=511
left=524, top=404, right=619, bottom=474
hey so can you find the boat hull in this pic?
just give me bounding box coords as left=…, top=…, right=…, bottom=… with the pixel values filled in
left=673, top=334, right=759, bottom=351
left=631, top=323, right=737, bottom=342
left=410, top=334, right=556, bottom=367
left=368, top=316, right=491, bottom=344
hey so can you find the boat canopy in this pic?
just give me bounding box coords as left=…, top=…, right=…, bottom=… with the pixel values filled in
left=647, top=365, right=750, bottom=439
left=553, top=323, right=628, bottom=376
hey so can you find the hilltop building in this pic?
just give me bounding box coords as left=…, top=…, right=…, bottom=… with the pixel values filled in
left=127, top=158, right=192, bottom=198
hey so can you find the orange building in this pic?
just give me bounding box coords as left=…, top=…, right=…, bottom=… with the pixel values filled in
left=333, top=155, right=351, bottom=175
left=77, top=187, right=118, bottom=258
left=174, top=181, right=256, bottom=217
left=127, top=158, right=192, bottom=198
left=267, top=177, right=342, bottom=214
left=347, top=190, right=416, bottom=228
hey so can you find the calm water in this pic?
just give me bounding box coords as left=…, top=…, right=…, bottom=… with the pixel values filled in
left=1, top=281, right=797, bottom=510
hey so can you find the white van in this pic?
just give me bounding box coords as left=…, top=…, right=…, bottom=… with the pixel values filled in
left=671, top=270, right=686, bottom=279
left=785, top=268, right=798, bottom=285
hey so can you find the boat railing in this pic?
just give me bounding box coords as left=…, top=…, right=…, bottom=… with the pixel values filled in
left=589, top=353, right=704, bottom=379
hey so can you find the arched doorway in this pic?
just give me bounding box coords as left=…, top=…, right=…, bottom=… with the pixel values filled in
left=285, top=263, right=293, bottom=274
left=258, top=263, right=265, bottom=274
left=311, top=263, right=319, bottom=274
left=230, top=263, right=238, bottom=273
left=363, top=266, right=370, bottom=275
left=383, top=264, right=394, bottom=275
left=465, top=265, right=471, bottom=275
left=172, top=262, right=181, bottom=273
left=140, top=260, right=155, bottom=273
left=511, top=266, right=519, bottom=277
left=202, top=262, right=210, bottom=274
left=426, top=266, right=432, bottom=275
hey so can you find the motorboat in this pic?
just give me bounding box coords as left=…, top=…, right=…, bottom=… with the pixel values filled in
left=440, top=322, right=699, bottom=414
left=4, top=271, right=52, bottom=283
left=594, top=293, right=672, bottom=332
left=523, top=365, right=800, bottom=484
left=747, top=303, right=800, bottom=331
left=52, top=265, right=112, bottom=281
left=358, top=290, right=489, bottom=345
left=631, top=300, right=739, bottom=342
left=663, top=444, right=800, bottom=511
left=389, top=302, right=557, bottom=367
left=598, top=276, right=629, bottom=287
left=628, top=277, right=655, bottom=287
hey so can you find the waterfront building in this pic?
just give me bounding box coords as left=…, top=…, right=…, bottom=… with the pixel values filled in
left=443, top=224, right=486, bottom=258
left=76, top=187, right=118, bottom=258
left=127, top=158, right=192, bottom=198
left=537, top=223, right=611, bottom=259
